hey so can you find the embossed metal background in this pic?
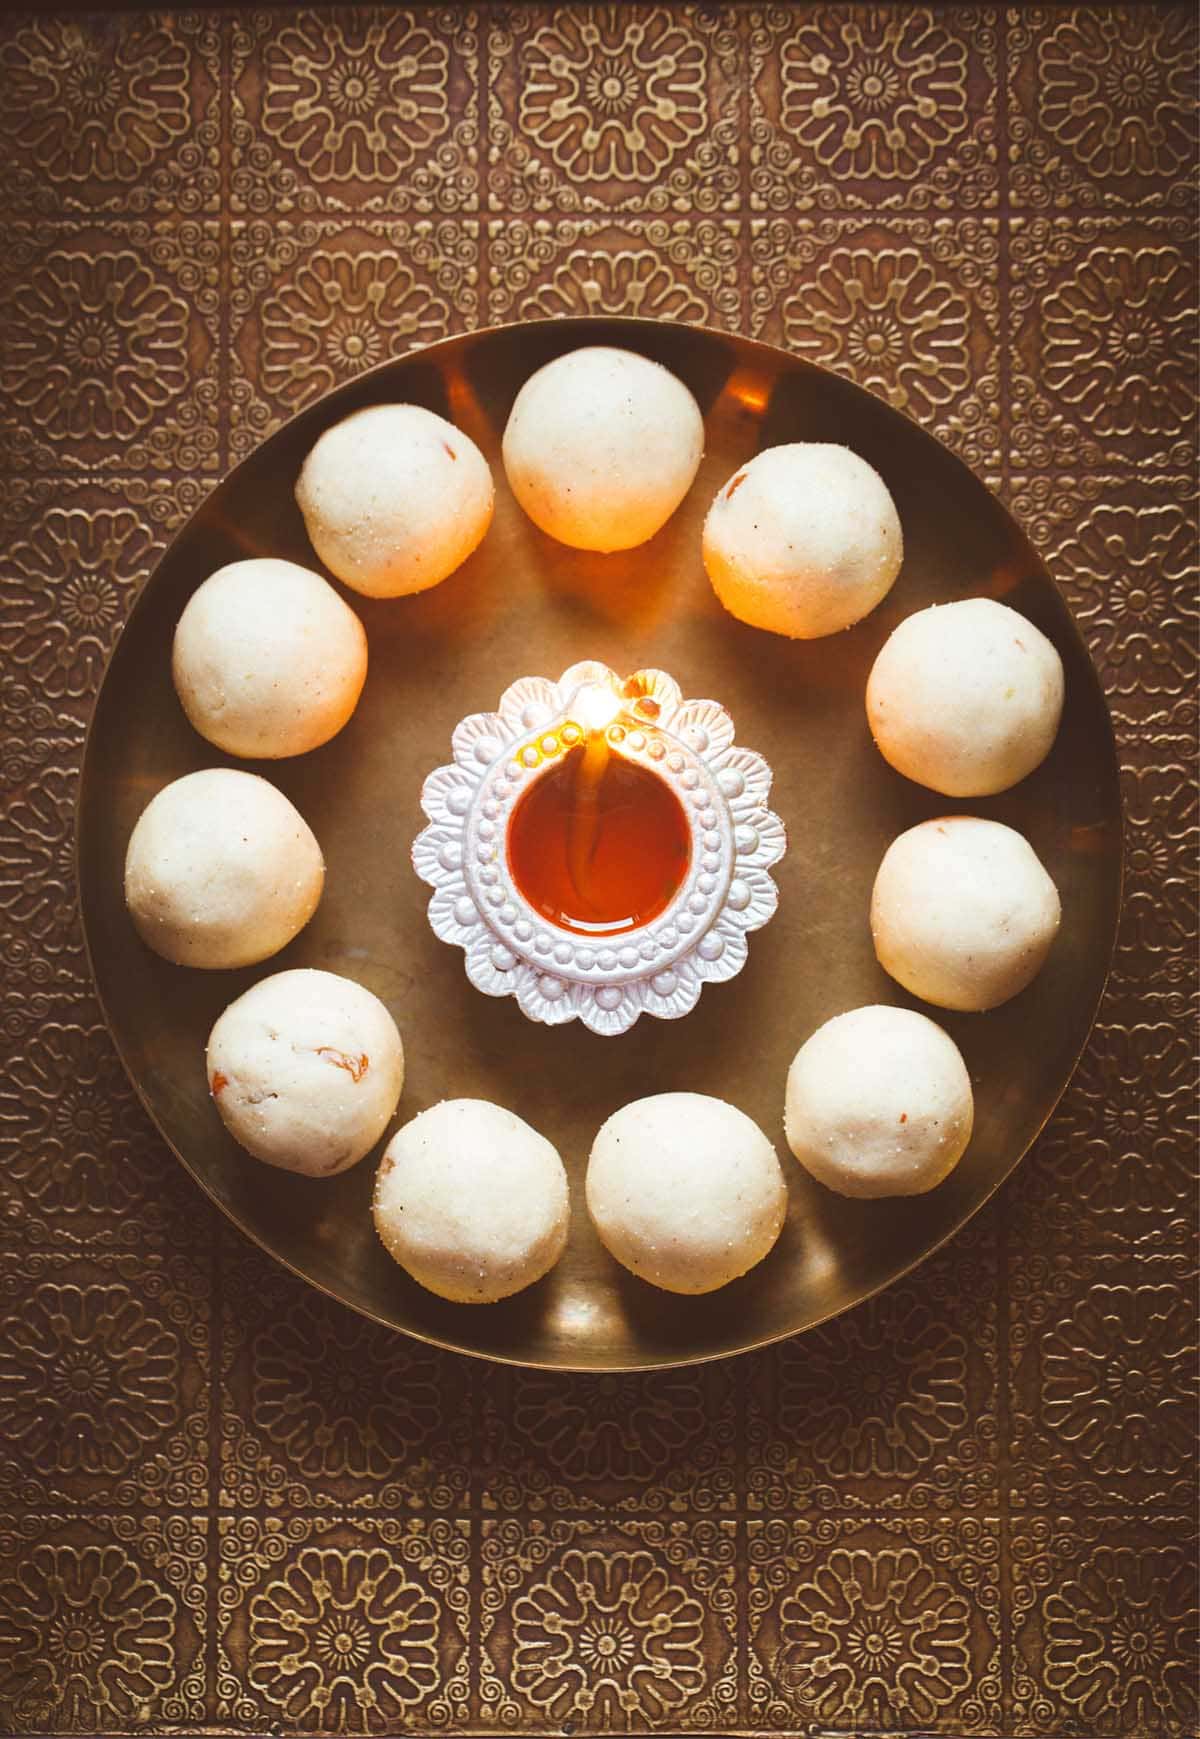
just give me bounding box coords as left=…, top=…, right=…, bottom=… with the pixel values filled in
left=0, top=5, right=1195, bottom=1735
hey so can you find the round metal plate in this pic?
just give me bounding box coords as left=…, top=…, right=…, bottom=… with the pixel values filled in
left=77, top=318, right=1122, bottom=1371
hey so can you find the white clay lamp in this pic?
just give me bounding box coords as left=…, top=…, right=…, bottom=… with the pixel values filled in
left=414, top=661, right=785, bottom=1035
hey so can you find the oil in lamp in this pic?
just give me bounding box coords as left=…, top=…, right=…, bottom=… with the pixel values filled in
left=414, top=661, right=785, bottom=1035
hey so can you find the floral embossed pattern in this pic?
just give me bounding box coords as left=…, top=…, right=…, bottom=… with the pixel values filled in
left=527, top=245, right=706, bottom=321
left=787, top=247, right=971, bottom=420
left=482, top=1520, right=737, bottom=1727
left=1, top=20, right=187, bottom=182
left=1042, top=247, right=1196, bottom=438
left=750, top=1229, right=997, bottom=1510
left=1008, top=1251, right=1198, bottom=1514
left=482, top=1363, right=737, bottom=1513
left=779, top=1547, right=972, bottom=1723
left=487, top=216, right=742, bottom=327
left=218, top=1517, right=469, bottom=1728
left=1, top=509, right=156, bottom=701
left=783, top=9, right=968, bottom=181
left=251, top=1303, right=441, bottom=1480
left=0, top=223, right=220, bottom=473
left=0, top=1024, right=148, bottom=1222
left=220, top=1242, right=471, bottom=1511
left=489, top=5, right=741, bottom=213
left=1010, top=6, right=1198, bottom=209
left=261, top=15, right=448, bottom=184
left=1027, top=1021, right=1197, bottom=1250
left=749, top=5, right=999, bottom=211
left=0, top=1286, right=178, bottom=1479
left=0, top=1252, right=209, bottom=1511
left=248, top=1548, right=441, bottom=1726
left=752, top=217, right=1001, bottom=468
left=520, top=9, right=706, bottom=184
left=229, top=218, right=475, bottom=452
left=1011, top=217, right=1198, bottom=469
left=260, top=250, right=452, bottom=409
left=0, top=14, right=219, bottom=213
left=4, top=251, right=188, bottom=446
left=0, top=1543, right=178, bottom=1730
left=0, top=769, right=85, bottom=949
left=514, top=1373, right=706, bottom=1486
left=1046, top=495, right=1199, bottom=709
left=1043, top=1547, right=1198, bottom=1731
left=1039, top=1283, right=1195, bottom=1477
left=749, top=1516, right=1001, bottom=1727
left=513, top=1548, right=705, bottom=1723
left=1013, top=1518, right=1199, bottom=1732
left=230, top=9, right=479, bottom=214
left=0, top=7, right=1197, bottom=1732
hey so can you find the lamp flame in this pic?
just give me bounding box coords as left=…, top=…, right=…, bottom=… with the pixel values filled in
left=573, top=682, right=622, bottom=735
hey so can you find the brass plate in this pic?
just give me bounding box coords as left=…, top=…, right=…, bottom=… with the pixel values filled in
left=77, top=318, right=1122, bottom=1371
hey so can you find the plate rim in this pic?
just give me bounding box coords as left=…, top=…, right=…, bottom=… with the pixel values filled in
left=75, top=314, right=1125, bottom=1371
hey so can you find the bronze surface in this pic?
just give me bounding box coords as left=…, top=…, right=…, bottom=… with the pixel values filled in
left=0, top=6, right=1195, bottom=1734
left=78, top=315, right=1123, bottom=1373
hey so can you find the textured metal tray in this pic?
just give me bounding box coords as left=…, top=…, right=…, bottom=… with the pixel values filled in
left=77, top=316, right=1122, bottom=1370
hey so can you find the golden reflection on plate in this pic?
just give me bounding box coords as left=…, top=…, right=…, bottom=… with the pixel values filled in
left=77, top=319, right=1122, bottom=1370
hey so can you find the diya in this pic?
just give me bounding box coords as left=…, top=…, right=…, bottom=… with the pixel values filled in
left=414, top=660, right=785, bottom=1034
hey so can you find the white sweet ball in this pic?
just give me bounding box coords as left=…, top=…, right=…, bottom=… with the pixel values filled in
left=207, top=969, right=404, bottom=1176
left=124, top=769, right=323, bottom=969
left=172, top=558, right=368, bottom=759
left=373, top=1100, right=569, bottom=1303
left=586, top=1093, right=787, bottom=1295
left=785, top=1005, right=974, bottom=1198
left=871, top=817, right=1061, bottom=1012
left=295, top=404, right=494, bottom=597
left=703, top=443, right=903, bottom=638
left=502, top=346, right=704, bottom=552
left=867, top=598, right=1064, bottom=797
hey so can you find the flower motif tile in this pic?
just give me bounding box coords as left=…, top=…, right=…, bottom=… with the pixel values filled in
left=0, top=1249, right=209, bottom=1511
left=0, top=1512, right=207, bottom=1731
left=0, top=12, right=220, bottom=215
left=1011, top=217, right=1199, bottom=470
left=1009, top=1252, right=1197, bottom=1512
left=220, top=1241, right=471, bottom=1511
left=0, top=927, right=94, bottom=1080
left=0, top=490, right=159, bottom=706
left=0, top=222, right=220, bottom=475
left=748, top=1514, right=1001, bottom=1729
left=1012, top=472, right=1199, bottom=721
left=479, top=1362, right=739, bottom=1515
left=751, top=216, right=1001, bottom=470
left=1012, top=1513, right=1199, bottom=1732
left=488, top=5, right=742, bottom=214
left=487, top=217, right=743, bottom=329
left=217, top=1515, right=469, bottom=1731
left=1009, top=6, right=1198, bottom=211
left=0, top=1016, right=144, bottom=1220
left=230, top=8, right=480, bottom=214
left=0, top=768, right=86, bottom=952
left=1012, top=1018, right=1197, bottom=1260
left=748, top=5, right=999, bottom=211
left=747, top=1219, right=998, bottom=1512
left=481, top=1518, right=737, bottom=1728
left=229, top=218, right=479, bottom=459
left=1113, top=752, right=1199, bottom=986
left=0, top=473, right=128, bottom=764
left=0, top=673, right=83, bottom=812
left=0, top=994, right=204, bottom=1252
